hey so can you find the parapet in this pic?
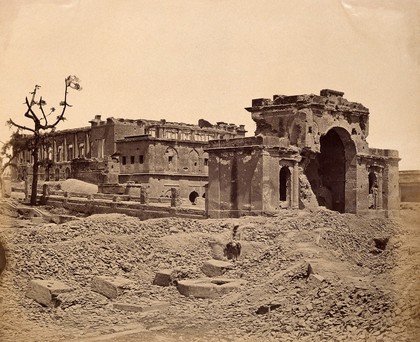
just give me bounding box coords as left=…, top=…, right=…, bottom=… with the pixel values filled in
left=247, top=89, right=369, bottom=116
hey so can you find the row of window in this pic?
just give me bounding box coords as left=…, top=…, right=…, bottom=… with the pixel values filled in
left=148, top=128, right=232, bottom=141
left=122, top=155, right=144, bottom=165
left=120, top=155, right=209, bottom=166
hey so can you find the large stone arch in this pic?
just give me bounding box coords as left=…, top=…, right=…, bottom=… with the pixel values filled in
left=305, top=127, right=357, bottom=213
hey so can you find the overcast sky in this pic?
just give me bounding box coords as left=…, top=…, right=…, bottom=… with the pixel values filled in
left=0, top=0, right=419, bottom=170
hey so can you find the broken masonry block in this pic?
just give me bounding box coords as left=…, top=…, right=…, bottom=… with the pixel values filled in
left=208, top=240, right=226, bottom=260
left=152, top=269, right=173, bottom=286
left=308, top=273, right=325, bottom=284
left=26, top=279, right=72, bottom=307
left=113, top=301, right=170, bottom=313
left=256, top=303, right=282, bottom=315
left=91, top=276, right=133, bottom=299
left=201, top=259, right=234, bottom=277
left=152, top=268, right=188, bottom=286
left=177, top=278, right=247, bottom=298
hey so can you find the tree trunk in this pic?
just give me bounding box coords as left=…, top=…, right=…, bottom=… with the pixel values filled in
left=30, top=146, right=39, bottom=206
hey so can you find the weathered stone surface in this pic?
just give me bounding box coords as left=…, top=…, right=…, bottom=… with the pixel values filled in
left=26, top=279, right=72, bottom=307
left=206, top=89, right=400, bottom=219
left=177, top=278, right=246, bottom=298
left=152, top=269, right=173, bottom=286
left=201, top=259, right=234, bottom=277
left=113, top=301, right=170, bottom=312
left=308, top=273, right=325, bottom=284
left=91, top=276, right=133, bottom=299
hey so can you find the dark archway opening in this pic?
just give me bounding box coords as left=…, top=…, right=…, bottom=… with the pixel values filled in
left=54, top=169, right=60, bottom=181
left=306, top=128, right=356, bottom=213
left=279, top=166, right=291, bottom=203
left=189, top=191, right=199, bottom=204
left=319, top=129, right=346, bottom=213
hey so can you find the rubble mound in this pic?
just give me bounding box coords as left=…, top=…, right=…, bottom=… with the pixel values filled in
left=0, top=205, right=418, bottom=342
left=59, top=178, right=98, bottom=194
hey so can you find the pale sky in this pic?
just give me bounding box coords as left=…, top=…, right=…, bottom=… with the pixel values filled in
left=0, top=0, right=419, bottom=170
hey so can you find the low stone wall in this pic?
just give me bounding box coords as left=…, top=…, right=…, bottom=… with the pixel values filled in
left=44, top=194, right=205, bottom=220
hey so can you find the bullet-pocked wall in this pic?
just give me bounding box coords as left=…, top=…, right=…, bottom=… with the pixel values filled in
left=206, top=90, right=400, bottom=218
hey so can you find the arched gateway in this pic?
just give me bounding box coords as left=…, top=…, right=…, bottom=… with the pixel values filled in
left=205, top=89, right=400, bottom=219
left=306, top=127, right=357, bottom=213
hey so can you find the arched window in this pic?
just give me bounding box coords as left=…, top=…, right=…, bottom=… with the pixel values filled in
left=189, top=191, right=199, bottom=204
left=279, top=166, right=291, bottom=204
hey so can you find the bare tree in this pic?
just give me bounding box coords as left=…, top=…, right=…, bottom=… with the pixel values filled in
left=5, top=76, right=82, bottom=205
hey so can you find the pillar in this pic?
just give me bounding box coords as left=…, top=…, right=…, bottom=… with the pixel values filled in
left=292, top=161, right=299, bottom=209
left=170, top=187, right=181, bottom=207
left=63, top=136, right=67, bottom=161
left=140, top=185, right=149, bottom=205
left=377, top=169, right=383, bottom=210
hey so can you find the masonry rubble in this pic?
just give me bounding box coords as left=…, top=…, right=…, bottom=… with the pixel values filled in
left=0, top=199, right=413, bottom=342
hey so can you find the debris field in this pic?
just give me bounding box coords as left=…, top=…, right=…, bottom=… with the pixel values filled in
left=0, top=199, right=419, bottom=342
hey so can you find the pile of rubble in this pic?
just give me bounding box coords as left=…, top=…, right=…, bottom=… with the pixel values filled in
left=0, top=203, right=417, bottom=341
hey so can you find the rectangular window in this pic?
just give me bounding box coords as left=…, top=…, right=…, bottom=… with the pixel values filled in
left=68, top=146, right=73, bottom=161
left=130, top=156, right=135, bottom=164
left=122, top=156, right=127, bottom=165
left=139, top=155, right=144, bottom=164
left=168, top=156, right=173, bottom=163
left=204, top=158, right=209, bottom=166
left=57, top=147, right=62, bottom=162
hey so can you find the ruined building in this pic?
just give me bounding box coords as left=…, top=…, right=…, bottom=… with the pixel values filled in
left=206, top=89, right=400, bottom=218
left=13, top=116, right=246, bottom=201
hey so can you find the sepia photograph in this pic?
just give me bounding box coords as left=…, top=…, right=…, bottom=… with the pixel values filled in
left=0, top=1, right=419, bottom=341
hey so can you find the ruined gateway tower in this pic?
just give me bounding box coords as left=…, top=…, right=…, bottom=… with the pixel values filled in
left=205, top=89, right=400, bottom=218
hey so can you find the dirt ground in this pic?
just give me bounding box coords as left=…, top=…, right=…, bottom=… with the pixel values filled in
left=0, top=198, right=419, bottom=342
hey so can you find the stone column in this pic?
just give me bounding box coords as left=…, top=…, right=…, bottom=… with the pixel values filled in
left=74, top=134, right=78, bottom=157
left=140, top=185, right=149, bottom=205
left=292, top=161, right=299, bottom=209
left=86, top=132, right=90, bottom=155
left=170, top=187, right=181, bottom=207
left=53, top=139, right=57, bottom=162
left=377, top=169, right=383, bottom=209
left=63, top=136, right=67, bottom=161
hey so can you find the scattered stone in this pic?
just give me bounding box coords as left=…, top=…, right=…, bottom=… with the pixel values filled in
left=256, top=303, right=282, bottom=314
left=177, top=278, right=246, bottom=298
left=153, top=269, right=174, bottom=286
left=201, top=259, right=234, bottom=277
left=91, top=276, right=133, bottom=299
left=152, top=268, right=189, bottom=286
left=113, top=301, right=170, bottom=313
left=26, top=279, right=72, bottom=307
left=308, top=273, right=325, bottom=284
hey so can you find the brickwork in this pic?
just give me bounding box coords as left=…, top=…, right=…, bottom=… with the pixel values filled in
left=12, top=116, right=246, bottom=201
left=206, top=90, right=400, bottom=218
